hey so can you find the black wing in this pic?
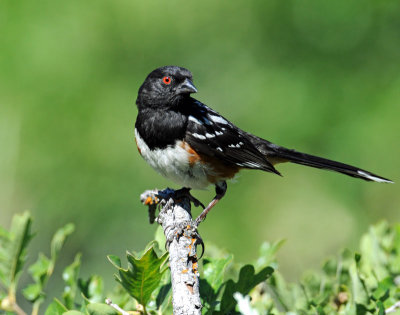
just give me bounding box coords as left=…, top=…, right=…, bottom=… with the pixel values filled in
left=184, top=100, right=280, bottom=175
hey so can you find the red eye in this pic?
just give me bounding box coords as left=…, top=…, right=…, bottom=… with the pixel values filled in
left=162, top=76, right=172, bottom=85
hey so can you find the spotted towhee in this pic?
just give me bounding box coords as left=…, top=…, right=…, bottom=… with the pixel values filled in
left=135, top=66, right=393, bottom=224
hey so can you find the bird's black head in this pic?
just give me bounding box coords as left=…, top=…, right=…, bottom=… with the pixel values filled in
left=136, top=66, right=197, bottom=110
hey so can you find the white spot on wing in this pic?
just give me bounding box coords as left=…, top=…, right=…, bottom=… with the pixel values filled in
left=239, top=161, right=261, bottom=168
left=357, top=170, right=393, bottom=183
left=205, top=133, right=216, bottom=138
left=189, top=114, right=212, bottom=126
left=216, top=147, right=223, bottom=152
left=193, top=133, right=206, bottom=140
left=189, top=116, right=203, bottom=125
left=209, top=114, right=229, bottom=125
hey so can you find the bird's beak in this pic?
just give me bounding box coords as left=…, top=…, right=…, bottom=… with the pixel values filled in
left=177, top=78, right=198, bottom=94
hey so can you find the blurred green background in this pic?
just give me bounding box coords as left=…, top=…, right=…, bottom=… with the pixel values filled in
left=1, top=0, right=399, bottom=300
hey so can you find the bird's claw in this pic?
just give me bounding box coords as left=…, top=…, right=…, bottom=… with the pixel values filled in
left=143, top=188, right=205, bottom=258
left=164, top=220, right=204, bottom=259
left=196, top=233, right=205, bottom=259
left=174, top=187, right=205, bottom=209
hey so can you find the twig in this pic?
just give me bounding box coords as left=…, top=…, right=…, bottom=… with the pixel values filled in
left=0, top=291, right=27, bottom=315
left=12, top=303, right=27, bottom=315
left=141, top=189, right=202, bottom=315
left=386, top=301, right=400, bottom=314
left=105, top=298, right=131, bottom=315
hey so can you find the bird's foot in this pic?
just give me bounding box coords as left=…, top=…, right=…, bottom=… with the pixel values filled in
left=164, top=219, right=204, bottom=259
left=174, top=187, right=205, bottom=209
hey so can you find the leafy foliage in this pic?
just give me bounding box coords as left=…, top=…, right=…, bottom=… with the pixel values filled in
left=0, top=212, right=399, bottom=315
left=86, top=303, right=118, bottom=315
left=219, top=265, right=274, bottom=314
left=244, top=221, right=400, bottom=315
left=44, top=298, right=68, bottom=315
left=201, top=255, right=233, bottom=312
left=78, top=275, right=104, bottom=303
left=62, top=253, right=82, bottom=309
left=0, top=212, right=33, bottom=289
left=23, top=223, right=74, bottom=309
left=108, top=241, right=169, bottom=308
left=0, top=212, right=34, bottom=312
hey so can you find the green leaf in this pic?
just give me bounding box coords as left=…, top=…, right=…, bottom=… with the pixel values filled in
left=372, top=277, right=393, bottom=302
left=87, top=303, right=119, bottom=315
left=355, top=303, right=370, bottom=315
left=202, top=255, right=233, bottom=292
left=51, top=223, right=75, bottom=264
left=391, top=224, right=400, bottom=274
left=63, top=253, right=81, bottom=309
left=377, top=301, right=385, bottom=315
left=22, top=283, right=43, bottom=302
left=0, top=227, right=11, bottom=283
left=109, top=242, right=168, bottom=306
left=266, top=271, right=293, bottom=311
left=62, top=311, right=85, bottom=315
left=22, top=253, right=51, bottom=302
left=155, top=281, right=171, bottom=311
left=28, top=253, right=52, bottom=283
left=23, top=223, right=75, bottom=309
left=219, top=264, right=274, bottom=313
left=154, top=226, right=166, bottom=255
left=255, top=240, right=285, bottom=270
left=349, top=254, right=369, bottom=305
left=44, top=298, right=68, bottom=315
left=0, top=212, right=33, bottom=288
left=355, top=252, right=361, bottom=263
left=152, top=266, right=171, bottom=312
left=143, top=240, right=164, bottom=257
left=107, top=255, right=121, bottom=268
left=78, top=275, right=104, bottom=303
left=359, top=222, right=390, bottom=281
left=200, top=255, right=233, bottom=312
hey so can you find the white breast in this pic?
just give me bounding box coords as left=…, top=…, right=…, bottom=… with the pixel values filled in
left=135, top=128, right=212, bottom=189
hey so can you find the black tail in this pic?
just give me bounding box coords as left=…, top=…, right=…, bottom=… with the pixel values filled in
left=271, top=146, right=393, bottom=183
left=245, top=133, right=393, bottom=183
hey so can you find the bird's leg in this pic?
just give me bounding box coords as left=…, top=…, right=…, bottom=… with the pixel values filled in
left=174, top=187, right=205, bottom=208
left=195, top=181, right=227, bottom=225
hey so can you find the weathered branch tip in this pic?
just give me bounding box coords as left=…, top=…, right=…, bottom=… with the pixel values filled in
left=141, top=188, right=203, bottom=315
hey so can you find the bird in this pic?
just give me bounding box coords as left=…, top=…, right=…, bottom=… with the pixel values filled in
left=134, top=65, right=393, bottom=225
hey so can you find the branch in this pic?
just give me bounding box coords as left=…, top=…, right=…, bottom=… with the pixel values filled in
left=0, top=294, right=27, bottom=315
left=386, top=301, right=400, bottom=314
left=105, top=298, right=131, bottom=315
left=141, top=189, right=202, bottom=315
